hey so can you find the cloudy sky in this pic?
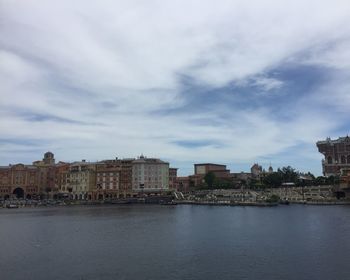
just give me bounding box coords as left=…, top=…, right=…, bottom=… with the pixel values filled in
left=1, top=0, right=350, bottom=175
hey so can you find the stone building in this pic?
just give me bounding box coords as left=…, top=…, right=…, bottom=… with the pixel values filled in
left=132, top=155, right=169, bottom=193
left=317, top=136, right=350, bottom=176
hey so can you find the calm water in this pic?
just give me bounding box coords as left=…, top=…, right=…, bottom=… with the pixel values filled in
left=0, top=204, right=350, bottom=280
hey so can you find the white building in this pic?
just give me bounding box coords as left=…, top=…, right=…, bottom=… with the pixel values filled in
left=132, top=155, right=169, bottom=193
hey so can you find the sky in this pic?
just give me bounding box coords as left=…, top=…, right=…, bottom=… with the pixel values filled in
left=1, top=0, right=350, bottom=176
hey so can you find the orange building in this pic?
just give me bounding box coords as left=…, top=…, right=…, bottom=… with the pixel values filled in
left=0, top=164, right=39, bottom=199
left=55, top=162, right=70, bottom=198
left=93, top=159, right=122, bottom=200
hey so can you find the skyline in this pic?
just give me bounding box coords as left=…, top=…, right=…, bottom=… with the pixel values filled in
left=1, top=1, right=350, bottom=176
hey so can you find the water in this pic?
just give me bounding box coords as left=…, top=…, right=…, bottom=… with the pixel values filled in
left=0, top=204, right=350, bottom=280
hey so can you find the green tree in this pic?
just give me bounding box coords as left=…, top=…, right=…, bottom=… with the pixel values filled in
left=214, top=177, right=232, bottom=189
left=314, top=176, right=326, bottom=185
left=263, top=172, right=282, bottom=188
left=204, top=172, right=216, bottom=189
left=279, top=166, right=298, bottom=183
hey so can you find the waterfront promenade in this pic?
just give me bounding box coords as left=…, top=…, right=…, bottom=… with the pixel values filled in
left=2, top=186, right=350, bottom=209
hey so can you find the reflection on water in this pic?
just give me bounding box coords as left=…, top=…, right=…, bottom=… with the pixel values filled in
left=0, top=205, right=350, bottom=280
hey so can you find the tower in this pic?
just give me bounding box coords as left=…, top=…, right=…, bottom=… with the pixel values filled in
left=43, top=151, right=55, bottom=165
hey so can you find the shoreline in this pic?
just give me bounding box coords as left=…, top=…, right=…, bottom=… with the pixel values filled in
left=3, top=199, right=350, bottom=209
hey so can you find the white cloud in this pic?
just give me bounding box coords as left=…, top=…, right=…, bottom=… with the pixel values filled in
left=1, top=0, right=350, bottom=175
left=251, top=76, right=284, bottom=91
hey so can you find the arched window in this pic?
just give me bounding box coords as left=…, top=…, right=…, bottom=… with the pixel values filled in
left=341, top=155, right=346, bottom=164
left=327, top=156, right=333, bottom=164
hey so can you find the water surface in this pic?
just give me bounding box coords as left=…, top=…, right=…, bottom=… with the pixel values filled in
left=1, top=205, right=349, bottom=280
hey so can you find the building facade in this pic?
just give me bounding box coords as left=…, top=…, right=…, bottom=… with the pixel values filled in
left=94, top=159, right=121, bottom=200
left=33, top=152, right=56, bottom=195
left=69, top=161, right=96, bottom=200
left=176, top=176, right=190, bottom=193
left=317, top=136, right=350, bottom=176
left=132, top=155, right=169, bottom=193
left=194, top=163, right=231, bottom=177
left=0, top=164, right=39, bottom=199
left=55, top=162, right=70, bottom=198
left=120, top=159, right=133, bottom=197
left=169, top=168, right=178, bottom=190
left=251, top=163, right=263, bottom=179
left=1, top=153, right=171, bottom=200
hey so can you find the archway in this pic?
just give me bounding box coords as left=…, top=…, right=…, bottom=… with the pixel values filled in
left=13, top=188, right=24, bottom=198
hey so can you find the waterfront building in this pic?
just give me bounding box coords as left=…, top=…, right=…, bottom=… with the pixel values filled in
left=94, top=159, right=122, bottom=200
left=55, top=162, right=70, bottom=198
left=191, top=163, right=233, bottom=187
left=33, top=152, right=56, bottom=196
left=169, top=168, right=178, bottom=190
left=194, top=163, right=231, bottom=177
left=132, top=155, right=169, bottom=193
left=317, top=136, right=350, bottom=176
left=120, top=158, right=133, bottom=197
left=0, top=164, right=39, bottom=199
left=340, top=168, right=350, bottom=191
left=69, top=160, right=96, bottom=200
left=176, top=176, right=190, bottom=193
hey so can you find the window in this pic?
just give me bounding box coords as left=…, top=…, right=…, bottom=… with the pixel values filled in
left=327, top=156, right=332, bottom=164
left=341, top=155, right=346, bottom=164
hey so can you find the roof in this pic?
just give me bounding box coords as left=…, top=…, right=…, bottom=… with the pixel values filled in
left=317, top=136, right=350, bottom=145
left=133, top=158, right=168, bottom=164
left=194, top=163, right=226, bottom=167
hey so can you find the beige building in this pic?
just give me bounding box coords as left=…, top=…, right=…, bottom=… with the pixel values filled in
left=33, top=152, right=56, bottom=196
left=132, top=155, right=169, bottom=193
left=69, top=161, right=96, bottom=200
